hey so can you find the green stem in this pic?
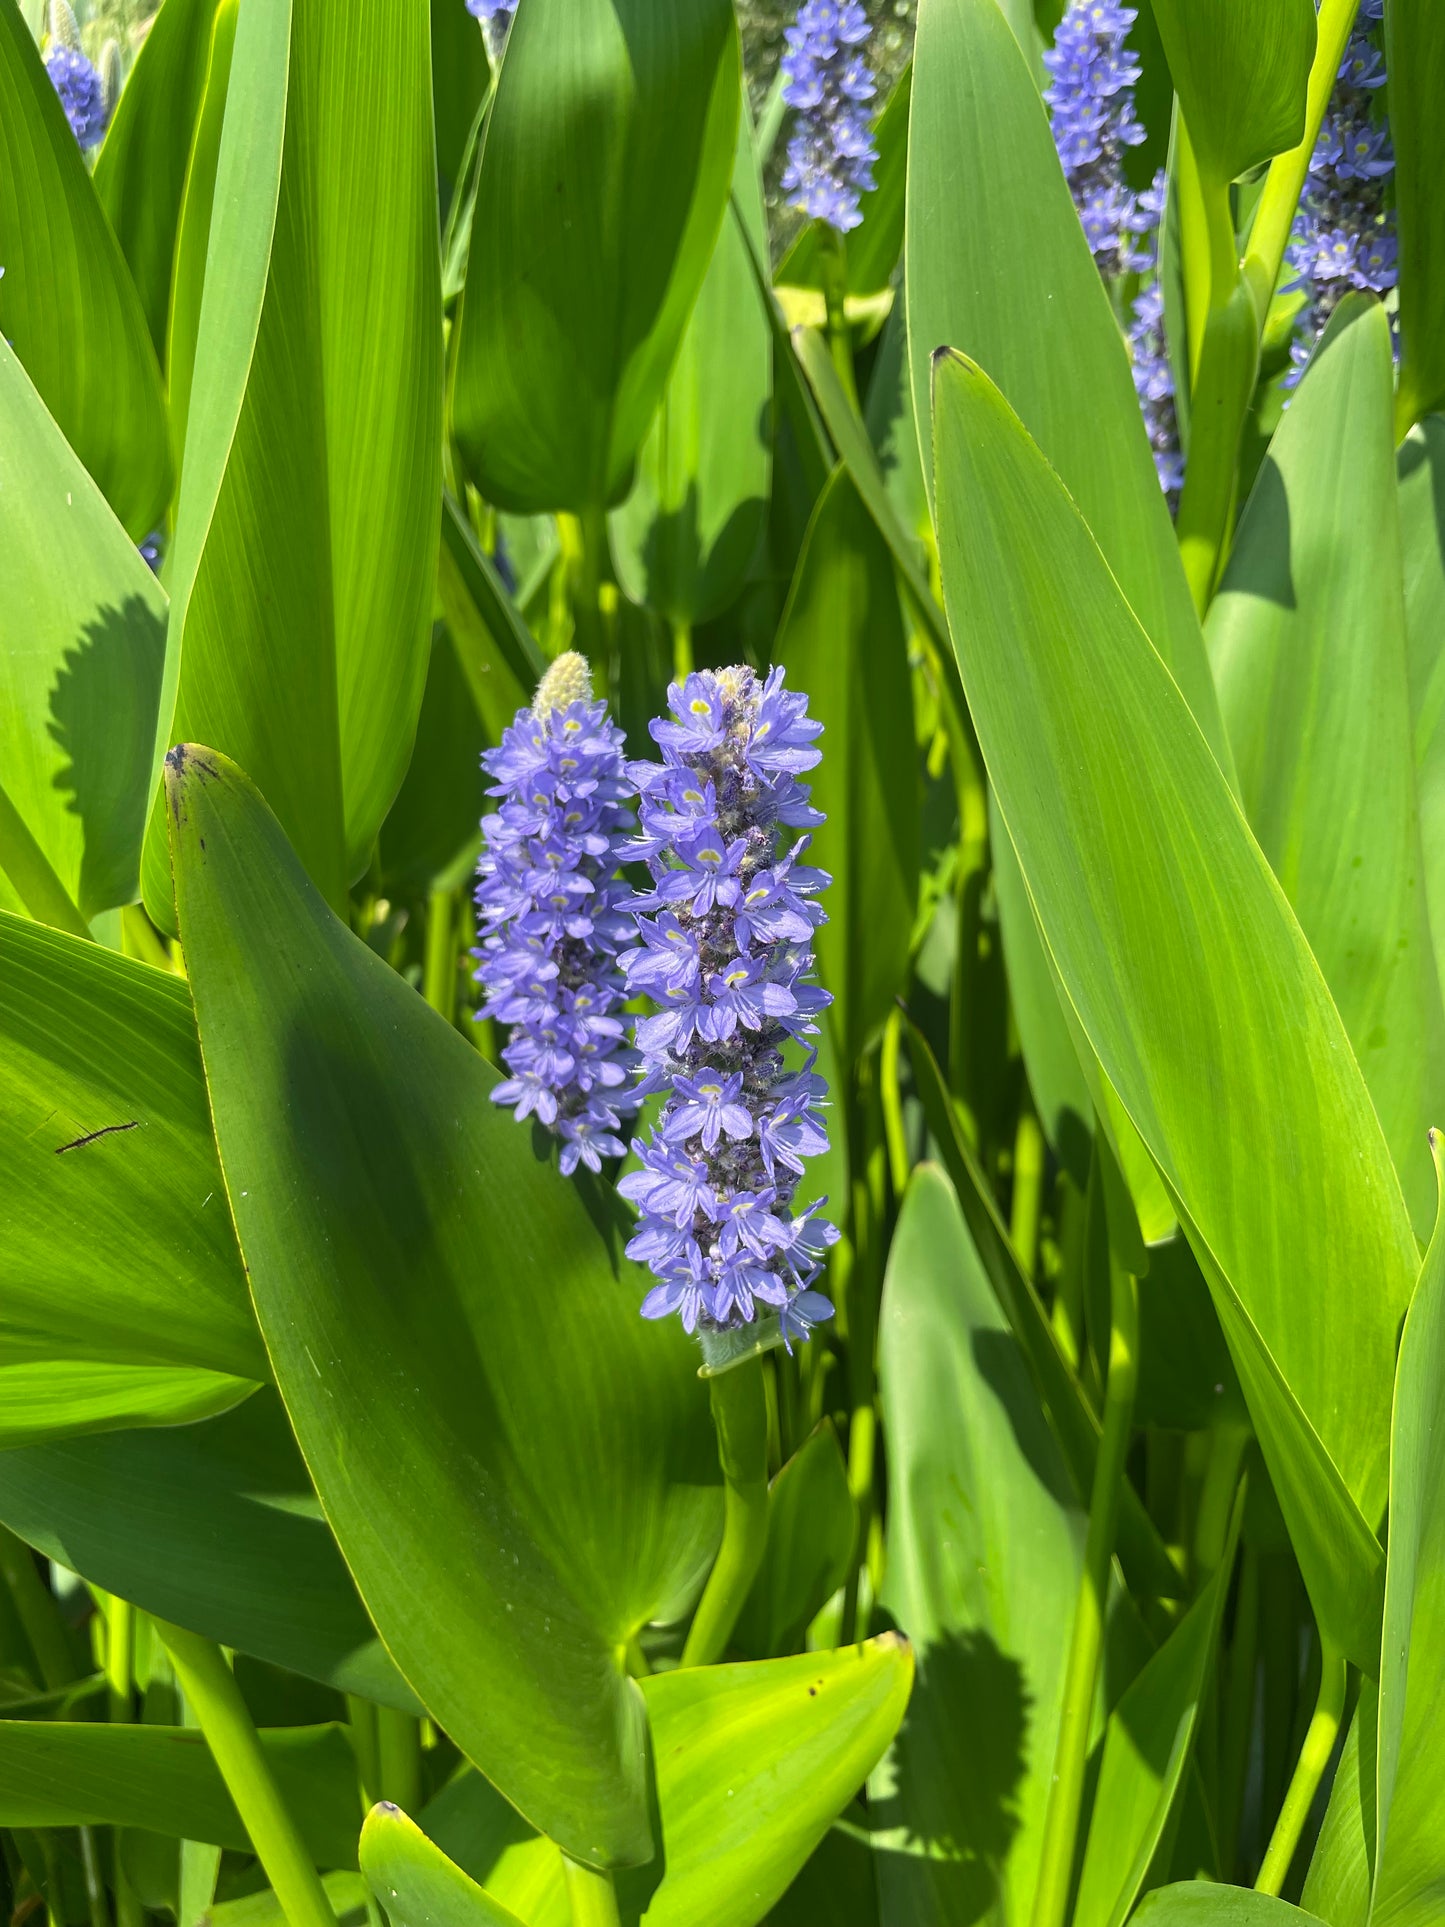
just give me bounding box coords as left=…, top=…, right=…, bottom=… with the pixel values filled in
left=423, top=888, right=458, bottom=1025
left=1176, top=121, right=1212, bottom=387
left=104, top=1597, right=143, bottom=1927
left=0, top=778, right=90, bottom=942
left=0, top=1527, right=73, bottom=1691
left=375, top=1708, right=422, bottom=1814
left=1242, top=0, right=1360, bottom=318
left=1033, top=1255, right=1140, bottom=1927
left=681, top=1355, right=770, bottom=1667
left=670, top=615, right=694, bottom=684
left=347, top=1696, right=381, bottom=1805
left=880, top=1009, right=910, bottom=1202
left=77, top=1826, right=111, bottom=1927
left=158, top=1623, right=337, bottom=1927
left=1008, top=1109, right=1044, bottom=1280
left=1218, top=1541, right=1260, bottom=1880
left=563, top=1858, right=621, bottom=1927
left=1255, top=1648, right=1348, bottom=1897
left=562, top=507, right=612, bottom=700
left=817, top=226, right=858, bottom=410
left=1191, top=1426, right=1248, bottom=1582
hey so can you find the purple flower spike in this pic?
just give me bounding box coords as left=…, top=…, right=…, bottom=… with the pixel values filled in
left=465, top=0, right=516, bottom=55
left=1285, top=0, right=1397, bottom=388
left=619, top=667, right=837, bottom=1352
left=780, top=0, right=879, bottom=233
left=45, top=44, right=107, bottom=149
left=473, top=652, right=640, bottom=1176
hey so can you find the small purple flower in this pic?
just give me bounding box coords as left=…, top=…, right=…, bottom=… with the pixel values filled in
left=621, top=667, right=837, bottom=1350
left=473, top=653, right=640, bottom=1176
left=45, top=43, right=107, bottom=149
left=1286, top=0, right=1397, bottom=388
left=466, top=0, right=515, bottom=55
left=780, top=0, right=879, bottom=233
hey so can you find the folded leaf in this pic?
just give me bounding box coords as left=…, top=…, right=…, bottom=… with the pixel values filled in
left=167, top=746, right=722, bottom=1868
left=0, top=1362, right=254, bottom=1451
left=735, top=1421, right=855, bottom=1660
left=932, top=351, right=1416, bottom=1672
left=1208, top=297, right=1445, bottom=1236
left=453, top=0, right=740, bottom=513
left=0, top=0, right=170, bottom=537
left=1149, top=0, right=1315, bottom=184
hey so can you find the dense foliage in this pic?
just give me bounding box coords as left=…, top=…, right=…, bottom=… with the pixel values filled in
left=1, top=0, right=1444, bottom=1924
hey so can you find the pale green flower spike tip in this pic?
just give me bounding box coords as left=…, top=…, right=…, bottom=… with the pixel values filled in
left=48, top=0, right=80, bottom=50
left=533, top=651, right=594, bottom=720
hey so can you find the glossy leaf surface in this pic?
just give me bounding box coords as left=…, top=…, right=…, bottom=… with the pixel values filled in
left=776, top=467, right=919, bottom=1069
left=0, top=1362, right=253, bottom=1451
left=932, top=353, right=1415, bottom=1672
left=1133, top=1888, right=1328, bottom=1927
left=168, top=747, right=721, bottom=1868
left=453, top=0, right=740, bottom=512
left=871, top=1164, right=1084, bottom=1925
left=0, top=0, right=170, bottom=538
left=362, top=1805, right=526, bottom=1927
left=0, top=341, right=169, bottom=922
left=1208, top=298, right=1445, bottom=1235
left=1149, top=0, right=1314, bottom=183
left=0, top=1391, right=415, bottom=1709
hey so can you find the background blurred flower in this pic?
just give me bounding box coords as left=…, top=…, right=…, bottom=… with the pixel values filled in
left=780, top=0, right=879, bottom=232
left=44, top=41, right=107, bottom=147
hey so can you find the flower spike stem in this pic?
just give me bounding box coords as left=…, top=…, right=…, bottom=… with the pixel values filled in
left=563, top=1857, right=622, bottom=1927
left=1032, top=1251, right=1139, bottom=1927
left=681, top=1353, right=770, bottom=1668
left=156, top=1622, right=337, bottom=1927
left=1255, top=1647, right=1349, bottom=1897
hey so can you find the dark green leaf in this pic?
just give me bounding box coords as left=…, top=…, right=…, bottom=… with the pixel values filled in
left=1386, top=0, right=1445, bottom=427
left=1400, top=418, right=1445, bottom=1004
left=736, top=1422, right=856, bottom=1659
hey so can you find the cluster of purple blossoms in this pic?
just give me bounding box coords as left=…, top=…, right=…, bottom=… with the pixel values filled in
left=1046, top=1, right=1183, bottom=505
left=1285, top=0, right=1396, bottom=386
left=44, top=43, right=107, bottom=149
left=617, top=668, right=837, bottom=1350
left=473, top=653, right=641, bottom=1176
left=781, top=1, right=879, bottom=233
left=464, top=0, right=516, bottom=55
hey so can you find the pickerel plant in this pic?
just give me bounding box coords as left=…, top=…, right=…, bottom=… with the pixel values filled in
left=2, top=0, right=1445, bottom=1924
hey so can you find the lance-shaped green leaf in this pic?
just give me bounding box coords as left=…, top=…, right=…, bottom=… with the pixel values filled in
left=932, top=351, right=1417, bottom=1674
left=0, top=1391, right=417, bottom=1709
left=452, top=0, right=740, bottom=512
left=0, top=0, right=170, bottom=538
left=1387, top=1, right=1445, bottom=428
left=775, top=466, right=919, bottom=1071
left=1072, top=1500, right=1241, bottom=1927
left=1400, top=419, right=1445, bottom=1003
left=1300, top=1693, right=1373, bottom=1926
left=0, top=910, right=261, bottom=1378
left=419, top=1639, right=913, bottom=1927
left=1371, top=1132, right=1445, bottom=1926
left=1208, top=298, right=1445, bottom=1238
left=905, top=0, right=1228, bottom=770
left=363, top=1806, right=526, bottom=1927
left=735, top=1422, right=855, bottom=1660
left=1149, top=0, right=1315, bottom=185
left=429, top=0, right=489, bottom=214
left=0, top=341, right=170, bottom=923
left=608, top=106, right=771, bottom=627
left=1133, top=1889, right=1328, bottom=1927
left=0, top=1719, right=359, bottom=1869
left=141, top=0, right=443, bottom=920
left=167, top=747, right=722, bottom=1869
left=0, top=1362, right=253, bottom=1451
left=92, top=0, right=220, bottom=362
left=870, top=1164, right=1086, bottom=1926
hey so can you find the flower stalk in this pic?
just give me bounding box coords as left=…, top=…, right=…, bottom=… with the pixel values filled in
left=681, top=1353, right=771, bottom=1667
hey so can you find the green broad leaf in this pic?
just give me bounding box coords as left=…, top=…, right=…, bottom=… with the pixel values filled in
left=1132, top=1887, right=1329, bottom=1926
left=775, top=64, right=911, bottom=299
left=1371, top=1132, right=1445, bottom=1925
left=167, top=747, right=722, bottom=1870
left=1300, top=1693, right=1373, bottom=1927
left=902, top=1022, right=1183, bottom=1602
left=905, top=0, right=1229, bottom=771
left=421, top=1638, right=914, bottom=1927
left=0, top=1391, right=417, bottom=1709
left=932, top=351, right=1417, bottom=1673
left=1400, top=419, right=1445, bottom=1005
left=0, top=910, right=261, bottom=1378
left=439, top=494, right=547, bottom=712
left=452, top=0, right=741, bottom=513
left=0, top=1362, right=254, bottom=1451
left=1208, top=298, right=1445, bottom=1238
left=0, top=339, right=170, bottom=923
left=735, top=1421, right=856, bottom=1660
left=92, top=0, right=219, bottom=362
left=1386, top=1, right=1445, bottom=427
left=430, top=0, right=489, bottom=213
left=608, top=106, right=771, bottom=627
left=1072, top=1503, right=1240, bottom=1927
left=1148, top=0, right=1315, bottom=184
left=775, top=466, right=920, bottom=1070
left=141, top=0, right=444, bottom=921
left=0, top=0, right=170, bottom=538
left=0, top=1719, right=360, bottom=1870
left=869, top=1163, right=1087, bottom=1925
left=362, top=1805, right=526, bottom=1927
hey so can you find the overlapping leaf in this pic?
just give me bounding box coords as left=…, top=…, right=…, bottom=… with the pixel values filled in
left=1400, top=419, right=1445, bottom=1002
left=1386, top=0, right=1445, bottom=428
left=1149, top=0, right=1315, bottom=184
left=932, top=352, right=1416, bottom=1672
